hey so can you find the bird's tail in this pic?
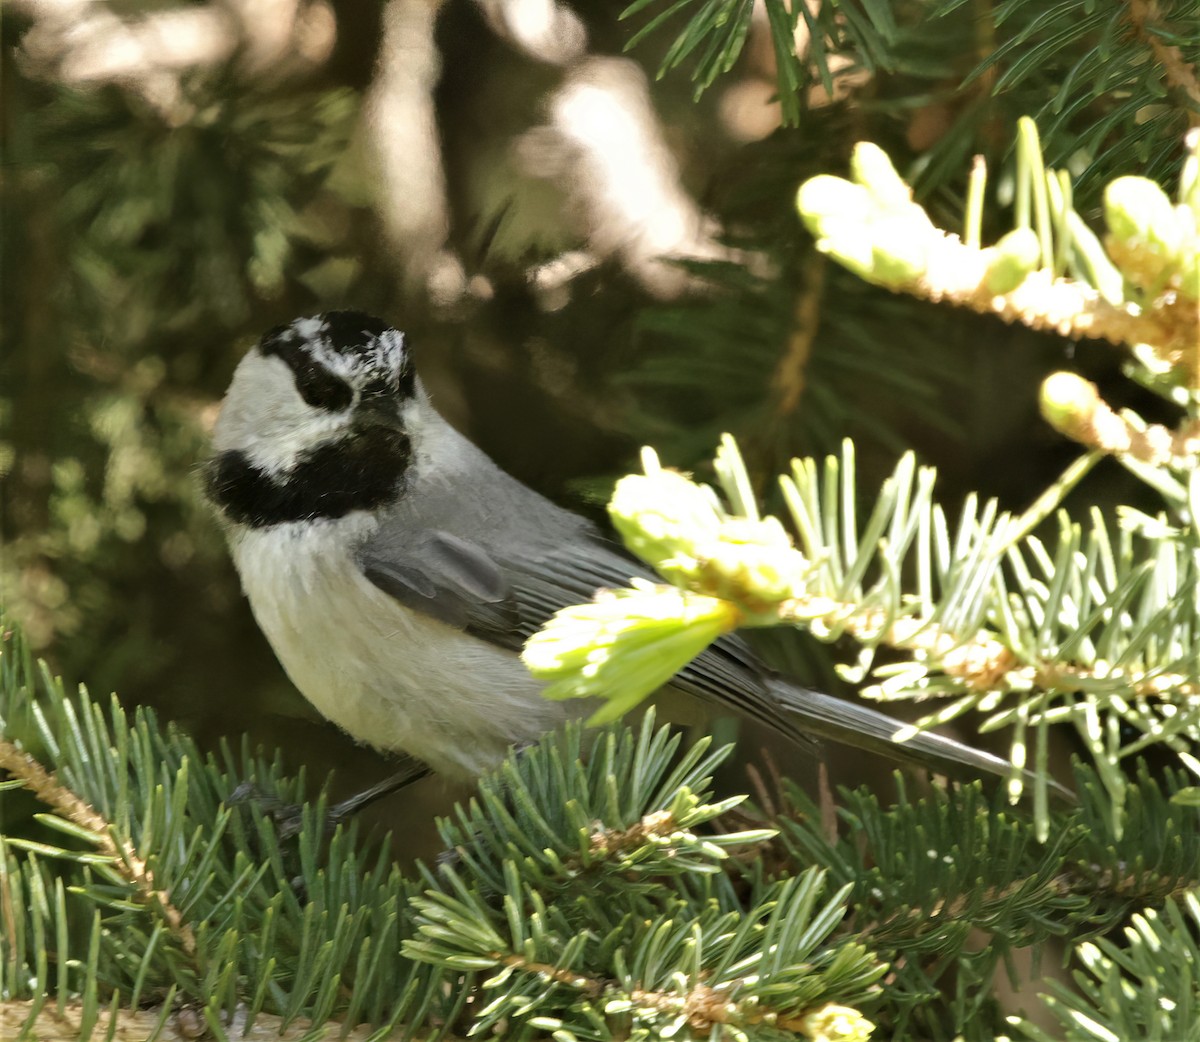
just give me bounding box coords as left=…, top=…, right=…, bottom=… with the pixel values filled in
left=764, top=675, right=1073, bottom=801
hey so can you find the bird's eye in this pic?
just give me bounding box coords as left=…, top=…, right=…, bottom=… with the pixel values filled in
left=294, top=365, right=353, bottom=412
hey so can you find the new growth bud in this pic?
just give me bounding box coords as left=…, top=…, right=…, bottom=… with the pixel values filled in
left=522, top=584, right=740, bottom=722
left=609, top=451, right=811, bottom=613
left=850, top=142, right=912, bottom=210
left=1105, top=177, right=1181, bottom=256
left=1104, top=176, right=1188, bottom=291
left=797, top=1003, right=875, bottom=1042
left=796, top=143, right=937, bottom=289
left=1039, top=371, right=1099, bottom=437
left=985, top=228, right=1042, bottom=294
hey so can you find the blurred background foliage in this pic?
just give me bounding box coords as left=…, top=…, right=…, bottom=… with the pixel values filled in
left=1, top=0, right=1196, bottom=818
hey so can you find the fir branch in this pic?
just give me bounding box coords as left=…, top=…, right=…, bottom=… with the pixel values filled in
left=914, top=249, right=1194, bottom=364
left=587, top=808, right=676, bottom=857
left=0, top=622, right=441, bottom=1038
left=1, top=622, right=888, bottom=1042
left=1123, top=0, right=1200, bottom=125
left=5, top=617, right=1199, bottom=1040
left=1041, top=372, right=1200, bottom=465
left=770, top=567, right=1200, bottom=706
left=1014, top=891, right=1200, bottom=1042
left=527, top=432, right=1200, bottom=835
left=799, top=165, right=1199, bottom=367
left=490, top=950, right=605, bottom=995
left=619, top=0, right=899, bottom=129
left=406, top=863, right=885, bottom=1039
left=945, top=0, right=1200, bottom=194
left=627, top=985, right=872, bottom=1039
left=460, top=951, right=873, bottom=1038
left=770, top=764, right=1200, bottom=1018
left=0, top=737, right=197, bottom=956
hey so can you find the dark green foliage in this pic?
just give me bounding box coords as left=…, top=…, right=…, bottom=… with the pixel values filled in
left=1017, top=893, right=1200, bottom=1042
left=0, top=620, right=435, bottom=1038
left=5, top=1, right=1200, bottom=1037
left=1, top=47, right=381, bottom=735
left=623, top=258, right=956, bottom=471
left=1, top=620, right=886, bottom=1039
left=34, top=79, right=359, bottom=337
left=4, top=616, right=1200, bottom=1039
left=623, top=0, right=1198, bottom=206
left=620, top=0, right=899, bottom=127
left=949, top=0, right=1200, bottom=196
left=775, top=766, right=1200, bottom=1040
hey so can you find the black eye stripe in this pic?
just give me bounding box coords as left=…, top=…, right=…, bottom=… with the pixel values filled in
left=295, top=365, right=353, bottom=412
left=260, top=338, right=353, bottom=412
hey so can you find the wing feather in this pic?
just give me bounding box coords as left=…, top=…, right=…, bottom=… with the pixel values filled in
left=354, top=505, right=1048, bottom=791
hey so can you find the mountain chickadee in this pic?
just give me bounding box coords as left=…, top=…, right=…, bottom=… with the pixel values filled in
left=206, top=311, right=1013, bottom=784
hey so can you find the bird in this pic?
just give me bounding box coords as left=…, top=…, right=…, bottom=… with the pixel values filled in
left=205, top=310, right=1018, bottom=787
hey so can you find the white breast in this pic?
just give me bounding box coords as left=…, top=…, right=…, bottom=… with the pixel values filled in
left=228, top=513, right=577, bottom=778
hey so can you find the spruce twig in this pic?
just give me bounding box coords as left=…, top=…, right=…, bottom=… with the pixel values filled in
left=1123, top=0, right=1200, bottom=124
left=0, top=738, right=197, bottom=956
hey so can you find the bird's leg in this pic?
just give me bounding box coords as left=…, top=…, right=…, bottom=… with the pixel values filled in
left=321, top=761, right=433, bottom=831
left=230, top=758, right=431, bottom=840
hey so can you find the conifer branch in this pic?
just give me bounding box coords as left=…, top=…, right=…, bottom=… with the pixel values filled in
left=0, top=736, right=197, bottom=956
left=1041, top=372, right=1200, bottom=465
left=1123, top=0, right=1200, bottom=124
left=527, top=421, right=1200, bottom=831
left=918, top=252, right=1194, bottom=361
left=628, top=986, right=872, bottom=1040
left=588, top=808, right=676, bottom=857
left=772, top=256, right=827, bottom=418
left=775, top=589, right=1200, bottom=702
left=472, top=954, right=874, bottom=1039
left=5, top=614, right=1200, bottom=1038
left=1014, top=892, right=1200, bottom=1042
left=796, top=130, right=1200, bottom=370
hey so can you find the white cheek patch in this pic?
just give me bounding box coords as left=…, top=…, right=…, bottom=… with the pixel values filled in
left=243, top=416, right=348, bottom=476
left=213, top=353, right=351, bottom=476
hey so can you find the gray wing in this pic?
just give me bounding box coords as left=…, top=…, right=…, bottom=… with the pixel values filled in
left=359, top=528, right=523, bottom=637
left=358, top=518, right=725, bottom=648
left=356, top=509, right=1059, bottom=791
left=356, top=515, right=775, bottom=706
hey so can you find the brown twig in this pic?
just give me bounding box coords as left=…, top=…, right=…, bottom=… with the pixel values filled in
left=915, top=238, right=1200, bottom=380
left=588, top=809, right=675, bottom=858
left=1123, top=0, right=1200, bottom=128
left=773, top=257, right=827, bottom=417
left=1045, top=375, right=1200, bottom=464
left=0, top=738, right=197, bottom=955
left=856, top=861, right=1198, bottom=949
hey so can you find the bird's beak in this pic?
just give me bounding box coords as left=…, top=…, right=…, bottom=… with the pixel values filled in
left=353, top=397, right=405, bottom=433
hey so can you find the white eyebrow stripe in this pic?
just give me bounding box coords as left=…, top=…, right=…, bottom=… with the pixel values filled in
left=297, top=322, right=408, bottom=383
left=293, top=316, right=327, bottom=341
